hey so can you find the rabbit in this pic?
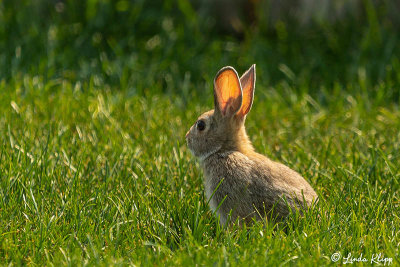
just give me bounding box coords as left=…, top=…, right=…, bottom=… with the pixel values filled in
left=185, top=64, right=318, bottom=225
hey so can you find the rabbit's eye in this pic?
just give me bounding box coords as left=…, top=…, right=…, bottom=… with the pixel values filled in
left=196, top=120, right=206, bottom=131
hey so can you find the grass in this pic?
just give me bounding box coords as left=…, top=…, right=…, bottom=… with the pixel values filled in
left=0, top=73, right=399, bottom=265
left=1, top=0, right=400, bottom=265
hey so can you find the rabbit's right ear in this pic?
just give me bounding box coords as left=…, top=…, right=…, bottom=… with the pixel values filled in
left=214, top=66, right=243, bottom=117
left=237, top=64, right=255, bottom=117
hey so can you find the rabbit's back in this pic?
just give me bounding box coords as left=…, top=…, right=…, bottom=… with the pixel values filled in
left=202, top=151, right=318, bottom=224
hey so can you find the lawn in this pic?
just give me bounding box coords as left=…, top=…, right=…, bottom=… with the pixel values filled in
left=0, top=1, right=399, bottom=266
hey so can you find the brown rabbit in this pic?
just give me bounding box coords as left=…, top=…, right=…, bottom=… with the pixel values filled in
left=186, top=65, right=318, bottom=225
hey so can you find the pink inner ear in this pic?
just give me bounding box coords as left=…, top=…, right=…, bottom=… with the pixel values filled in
left=214, top=68, right=242, bottom=116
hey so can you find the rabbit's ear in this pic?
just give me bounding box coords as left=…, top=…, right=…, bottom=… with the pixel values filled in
left=214, top=66, right=243, bottom=117
left=237, top=64, right=256, bottom=117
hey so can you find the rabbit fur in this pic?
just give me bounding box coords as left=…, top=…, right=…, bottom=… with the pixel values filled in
left=186, top=65, right=318, bottom=225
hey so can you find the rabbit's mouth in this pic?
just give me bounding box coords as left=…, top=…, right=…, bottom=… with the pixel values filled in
left=186, top=136, right=194, bottom=151
left=186, top=137, right=199, bottom=157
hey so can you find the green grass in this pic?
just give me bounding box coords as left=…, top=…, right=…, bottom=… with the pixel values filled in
left=0, top=74, right=399, bottom=265
left=1, top=0, right=400, bottom=265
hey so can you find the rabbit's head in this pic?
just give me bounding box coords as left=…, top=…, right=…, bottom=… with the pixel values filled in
left=186, top=65, right=256, bottom=160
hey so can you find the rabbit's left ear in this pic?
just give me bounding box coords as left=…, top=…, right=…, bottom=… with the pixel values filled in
left=214, top=66, right=243, bottom=117
left=237, top=64, right=256, bottom=117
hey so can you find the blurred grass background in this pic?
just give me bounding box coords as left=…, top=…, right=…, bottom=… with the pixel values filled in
left=0, top=0, right=399, bottom=265
left=1, top=0, right=400, bottom=101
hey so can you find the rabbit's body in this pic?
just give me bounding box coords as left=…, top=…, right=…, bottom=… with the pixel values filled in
left=186, top=65, right=318, bottom=225
left=202, top=146, right=317, bottom=225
